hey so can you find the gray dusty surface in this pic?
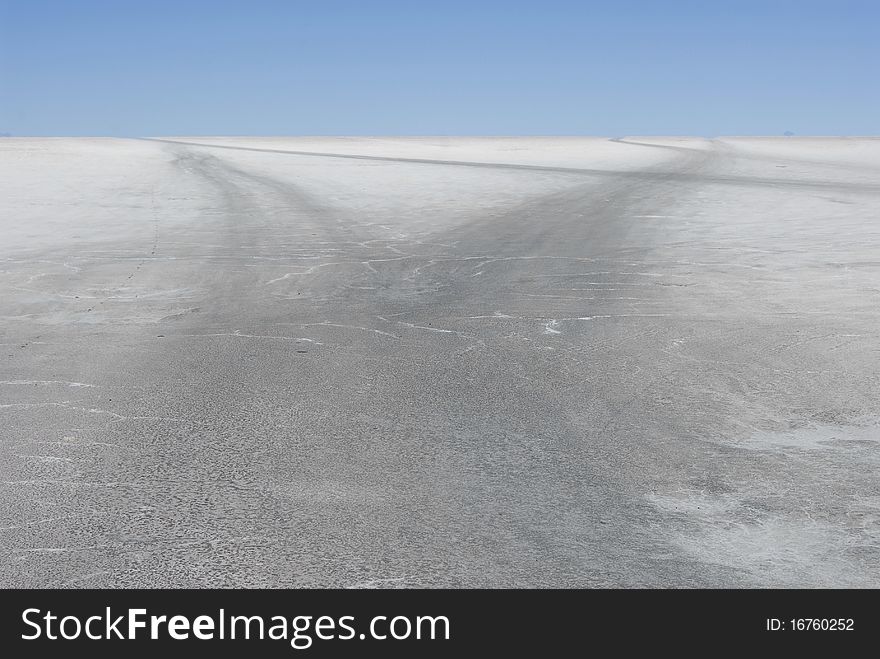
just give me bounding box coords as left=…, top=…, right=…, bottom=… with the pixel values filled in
left=1, top=136, right=879, bottom=587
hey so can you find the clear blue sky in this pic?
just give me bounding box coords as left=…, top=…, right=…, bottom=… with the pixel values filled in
left=1, top=0, right=877, bottom=136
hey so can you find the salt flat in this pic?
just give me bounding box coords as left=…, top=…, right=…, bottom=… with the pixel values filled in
left=1, top=136, right=879, bottom=587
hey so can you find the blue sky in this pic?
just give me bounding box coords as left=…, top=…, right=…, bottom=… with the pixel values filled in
left=1, top=0, right=877, bottom=136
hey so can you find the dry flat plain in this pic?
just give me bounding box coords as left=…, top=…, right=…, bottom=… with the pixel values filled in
left=1, top=136, right=879, bottom=587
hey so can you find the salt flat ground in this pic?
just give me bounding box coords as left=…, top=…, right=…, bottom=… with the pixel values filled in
left=1, top=136, right=879, bottom=587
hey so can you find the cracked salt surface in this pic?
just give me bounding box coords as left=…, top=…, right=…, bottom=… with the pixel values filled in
left=2, top=136, right=880, bottom=587
left=648, top=419, right=880, bottom=586
left=649, top=488, right=879, bottom=587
